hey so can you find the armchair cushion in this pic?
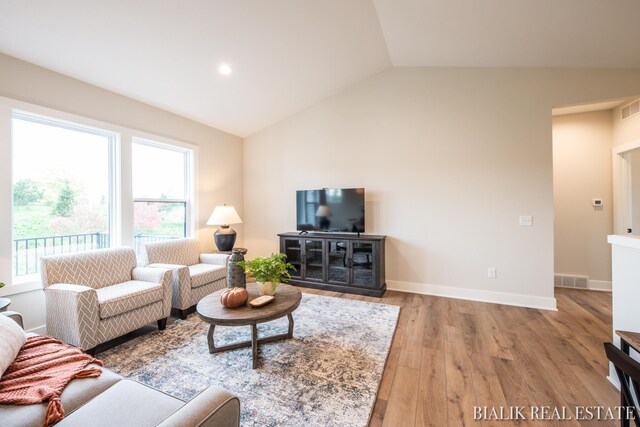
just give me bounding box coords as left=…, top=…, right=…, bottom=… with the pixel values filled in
left=189, top=264, right=226, bottom=288
left=131, top=267, right=171, bottom=284
left=144, top=238, right=200, bottom=267
left=0, top=314, right=26, bottom=377
left=96, top=281, right=164, bottom=320
left=40, top=248, right=137, bottom=289
left=147, top=263, right=188, bottom=270
left=200, top=253, right=229, bottom=267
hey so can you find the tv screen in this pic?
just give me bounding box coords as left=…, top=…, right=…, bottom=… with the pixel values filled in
left=296, top=188, right=365, bottom=233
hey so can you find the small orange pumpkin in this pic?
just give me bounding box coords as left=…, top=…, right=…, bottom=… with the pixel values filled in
left=220, top=287, right=248, bottom=308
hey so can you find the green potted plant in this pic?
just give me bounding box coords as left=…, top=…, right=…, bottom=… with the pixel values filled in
left=0, top=282, right=5, bottom=288
left=238, top=253, right=295, bottom=296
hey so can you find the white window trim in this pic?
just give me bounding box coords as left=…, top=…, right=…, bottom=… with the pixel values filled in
left=0, top=95, right=199, bottom=293
left=12, top=110, right=118, bottom=265
left=132, top=137, right=196, bottom=240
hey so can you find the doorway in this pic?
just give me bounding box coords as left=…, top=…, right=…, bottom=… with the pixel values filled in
left=613, top=143, right=640, bottom=236
left=552, top=97, right=639, bottom=294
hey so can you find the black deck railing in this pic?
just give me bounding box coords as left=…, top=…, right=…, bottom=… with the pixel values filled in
left=13, top=232, right=178, bottom=276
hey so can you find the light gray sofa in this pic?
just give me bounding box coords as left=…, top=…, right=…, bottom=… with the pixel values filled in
left=0, top=312, right=241, bottom=427
left=41, top=247, right=173, bottom=354
left=143, top=239, right=229, bottom=319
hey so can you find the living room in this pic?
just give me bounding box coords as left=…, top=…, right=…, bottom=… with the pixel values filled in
left=2, top=1, right=640, bottom=426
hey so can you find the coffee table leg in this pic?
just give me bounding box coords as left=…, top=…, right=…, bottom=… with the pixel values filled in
left=251, top=324, right=258, bottom=369
left=287, top=313, right=294, bottom=338
left=207, top=324, right=216, bottom=354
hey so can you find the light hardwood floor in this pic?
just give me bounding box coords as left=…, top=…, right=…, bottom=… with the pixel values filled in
left=301, top=287, right=618, bottom=427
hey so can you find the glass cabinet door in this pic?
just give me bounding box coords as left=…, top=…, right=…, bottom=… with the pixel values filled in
left=303, top=239, right=325, bottom=281
left=327, top=240, right=349, bottom=284
left=283, top=238, right=302, bottom=278
left=350, top=242, right=375, bottom=287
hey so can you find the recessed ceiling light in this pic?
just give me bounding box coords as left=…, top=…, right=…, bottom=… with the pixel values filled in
left=218, top=63, right=232, bottom=76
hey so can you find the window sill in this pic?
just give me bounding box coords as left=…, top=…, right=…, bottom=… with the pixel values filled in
left=0, top=278, right=43, bottom=297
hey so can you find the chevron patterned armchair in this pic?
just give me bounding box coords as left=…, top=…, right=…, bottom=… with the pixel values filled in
left=40, top=247, right=173, bottom=354
left=144, top=238, right=229, bottom=319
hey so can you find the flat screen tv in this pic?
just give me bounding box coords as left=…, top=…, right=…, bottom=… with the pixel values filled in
left=296, top=188, right=365, bottom=233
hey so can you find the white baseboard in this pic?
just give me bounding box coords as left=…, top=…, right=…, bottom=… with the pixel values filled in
left=386, top=280, right=557, bottom=311
left=27, top=324, right=46, bottom=335
left=588, top=280, right=612, bottom=291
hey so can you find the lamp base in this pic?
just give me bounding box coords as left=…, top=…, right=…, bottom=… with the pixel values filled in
left=214, top=226, right=237, bottom=251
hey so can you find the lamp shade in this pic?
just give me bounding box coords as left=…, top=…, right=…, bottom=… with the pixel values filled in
left=315, top=205, right=332, bottom=217
left=206, top=205, right=242, bottom=226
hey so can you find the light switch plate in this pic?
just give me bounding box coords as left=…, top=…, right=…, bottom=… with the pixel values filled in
left=519, top=215, right=533, bottom=226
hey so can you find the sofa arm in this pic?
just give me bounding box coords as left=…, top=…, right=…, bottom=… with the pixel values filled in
left=147, top=263, right=188, bottom=270
left=44, top=283, right=100, bottom=350
left=1, top=311, right=23, bottom=329
left=200, top=253, right=230, bottom=267
left=146, top=263, right=191, bottom=310
left=132, top=266, right=172, bottom=284
left=157, top=386, right=240, bottom=427
left=133, top=266, right=174, bottom=317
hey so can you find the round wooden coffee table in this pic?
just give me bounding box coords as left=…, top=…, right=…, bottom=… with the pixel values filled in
left=197, top=284, right=302, bottom=369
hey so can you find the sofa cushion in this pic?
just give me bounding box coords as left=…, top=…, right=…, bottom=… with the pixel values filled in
left=144, top=238, right=200, bottom=267
left=0, top=363, right=121, bottom=427
left=0, top=314, right=26, bottom=376
left=56, top=379, right=184, bottom=427
left=96, top=281, right=164, bottom=319
left=189, top=264, right=226, bottom=288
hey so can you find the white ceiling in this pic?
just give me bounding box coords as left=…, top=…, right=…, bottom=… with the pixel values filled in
left=0, top=0, right=391, bottom=137
left=1, top=1, right=640, bottom=137
left=373, top=0, right=640, bottom=68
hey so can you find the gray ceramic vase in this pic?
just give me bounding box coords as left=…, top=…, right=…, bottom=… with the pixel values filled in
left=227, top=249, right=246, bottom=289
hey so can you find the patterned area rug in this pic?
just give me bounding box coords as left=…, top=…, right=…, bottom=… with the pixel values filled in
left=100, top=293, right=399, bottom=427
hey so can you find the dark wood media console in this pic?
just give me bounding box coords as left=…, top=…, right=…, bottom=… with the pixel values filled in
left=278, top=232, right=386, bottom=297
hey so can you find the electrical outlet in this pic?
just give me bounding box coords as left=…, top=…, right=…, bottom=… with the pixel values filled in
left=488, top=267, right=497, bottom=278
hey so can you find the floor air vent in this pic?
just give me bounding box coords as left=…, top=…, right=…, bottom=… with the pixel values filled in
left=554, top=274, right=589, bottom=288
left=622, top=99, right=640, bottom=121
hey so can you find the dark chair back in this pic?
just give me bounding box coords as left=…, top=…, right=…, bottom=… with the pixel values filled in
left=604, top=342, right=640, bottom=427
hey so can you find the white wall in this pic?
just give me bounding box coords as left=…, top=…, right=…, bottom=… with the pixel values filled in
left=613, top=99, right=640, bottom=149
left=607, top=235, right=640, bottom=387
left=552, top=111, right=613, bottom=288
left=243, top=67, right=640, bottom=310
left=630, top=148, right=640, bottom=234
left=0, top=53, right=243, bottom=331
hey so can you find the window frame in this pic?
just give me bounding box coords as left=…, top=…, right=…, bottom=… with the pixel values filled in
left=10, top=111, right=118, bottom=280
left=0, top=96, right=198, bottom=295
left=132, top=137, right=195, bottom=247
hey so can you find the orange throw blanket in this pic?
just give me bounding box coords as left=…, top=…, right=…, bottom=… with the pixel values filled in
left=0, top=336, right=103, bottom=426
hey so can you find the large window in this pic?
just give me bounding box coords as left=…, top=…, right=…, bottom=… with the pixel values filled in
left=6, top=103, right=196, bottom=285
left=11, top=113, right=114, bottom=276
left=132, top=139, right=192, bottom=255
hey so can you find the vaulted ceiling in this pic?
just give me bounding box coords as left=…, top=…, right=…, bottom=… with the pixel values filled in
left=1, top=0, right=639, bottom=137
